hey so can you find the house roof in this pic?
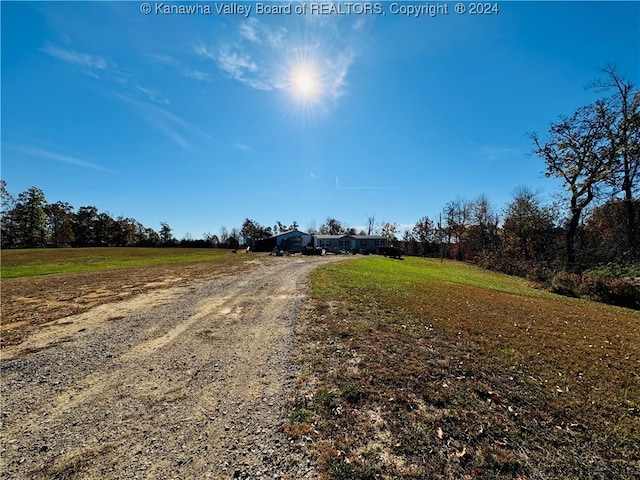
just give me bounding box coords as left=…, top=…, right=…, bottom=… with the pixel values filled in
left=314, top=234, right=386, bottom=240
left=269, top=229, right=309, bottom=239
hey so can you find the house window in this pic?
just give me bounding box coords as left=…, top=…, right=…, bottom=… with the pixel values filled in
left=339, top=239, right=350, bottom=248
left=320, top=240, right=330, bottom=247
left=360, top=240, right=367, bottom=247
left=375, top=239, right=384, bottom=247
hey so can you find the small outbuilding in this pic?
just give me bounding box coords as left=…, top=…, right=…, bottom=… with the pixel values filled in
left=256, top=229, right=312, bottom=253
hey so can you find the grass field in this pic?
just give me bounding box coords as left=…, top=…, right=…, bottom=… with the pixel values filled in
left=290, top=256, right=640, bottom=479
left=1, top=247, right=234, bottom=278
left=4, top=249, right=639, bottom=477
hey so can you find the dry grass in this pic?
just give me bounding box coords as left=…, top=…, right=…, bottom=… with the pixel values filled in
left=289, top=256, right=640, bottom=479
left=1, top=248, right=267, bottom=347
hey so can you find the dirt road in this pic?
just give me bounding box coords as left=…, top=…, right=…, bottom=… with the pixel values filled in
left=1, top=255, right=342, bottom=479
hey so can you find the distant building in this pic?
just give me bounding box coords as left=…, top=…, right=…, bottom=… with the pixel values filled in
left=255, top=229, right=312, bottom=252
left=255, top=231, right=388, bottom=254
left=313, top=234, right=387, bottom=253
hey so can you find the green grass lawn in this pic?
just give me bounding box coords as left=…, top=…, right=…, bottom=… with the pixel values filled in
left=292, top=256, right=640, bottom=479
left=1, top=247, right=233, bottom=278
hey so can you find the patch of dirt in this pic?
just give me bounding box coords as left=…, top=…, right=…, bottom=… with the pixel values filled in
left=1, top=260, right=253, bottom=348
left=1, top=255, right=345, bottom=479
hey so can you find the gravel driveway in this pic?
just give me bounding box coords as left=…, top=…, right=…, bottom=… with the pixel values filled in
left=1, top=255, right=342, bottom=479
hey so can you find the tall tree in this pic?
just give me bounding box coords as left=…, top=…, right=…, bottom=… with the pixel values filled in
left=15, top=187, right=48, bottom=248
left=366, top=214, right=376, bottom=235
left=204, top=232, right=219, bottom=247
left=219, top=226, right=229, bottom=245
left=241, top=218, right=272, bottom=247
left=319, top=217, right=346, bottom=235
left=110, top=217, right=137, bottom=246
left=402, top=229, right=417, bottom=255
left=1, top=180, right=17, bottom=248
left=381, top=222, right=399, bottom=243
left=531, top=103, right=611, bottom=270
left=145, top=227, right=160, bottom=246
left=229, top=227, right=241, bottom=248
left=159, top=222, right=173, bottom=245
left=241, top=218, right=259, bottom=246
left=45, top=201, right=75, bottom=247
left=134, top=221, right=149, bottom=246
left=443, top=198, right=471, bottom=260
left=500, top=187, right=559, bottom=273
left=590, top=65, right=640, bottom=258
left=463, top=194, right=499, bottom=260
left=95, top=212, right=114, bottom=246
left=73, top=206, right=99, bottom=247
left=413, top=216, right=433, bottom=256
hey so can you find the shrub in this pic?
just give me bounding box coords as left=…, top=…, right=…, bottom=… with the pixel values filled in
left=551, top=271, right=582, bottom=297
left=580, top=274, right=640, bottom=310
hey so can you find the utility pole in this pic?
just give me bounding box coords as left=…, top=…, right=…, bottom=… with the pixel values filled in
left=439, top=213, right=444, bottom=263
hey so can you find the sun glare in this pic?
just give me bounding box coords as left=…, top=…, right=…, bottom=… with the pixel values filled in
left=281, top=54, right=331, bottom=120
left=291, top=67, right=319, bottom=98
left=295, top=72, right=314, bottom=94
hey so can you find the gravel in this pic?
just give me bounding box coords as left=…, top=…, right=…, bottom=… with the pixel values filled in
left=1, top=256, right=342, bottom=479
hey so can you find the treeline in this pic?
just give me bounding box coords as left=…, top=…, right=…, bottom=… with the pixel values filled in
left=0, top=182, right=303, bottom=250
left=0, top=182, right=182, bottom=249
left=392, top=192, right=639, bottom=280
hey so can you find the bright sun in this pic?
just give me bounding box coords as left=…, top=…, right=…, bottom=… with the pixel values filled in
left=295, top=72, right=314, bottom=93
left=292, top=68, right=318, bottom=98
left=284, top=58, right=326, bottom=116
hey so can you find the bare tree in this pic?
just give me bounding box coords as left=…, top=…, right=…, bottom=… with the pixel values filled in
left=464, top=194, right=500, bottom=258
left=366, top=214, right=376, bottom=235
left=443, top=198, right=471, bottom=260
left=531, top=103, right=611, bottom=269
left=589, top=65, right=640, bottom=257
left=219, top=226, right=229, bottom=245
left=381, top=221, right=399, bottom=243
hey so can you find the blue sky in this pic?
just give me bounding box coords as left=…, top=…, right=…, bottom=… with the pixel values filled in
left=2, top=1, right=639, bottom=239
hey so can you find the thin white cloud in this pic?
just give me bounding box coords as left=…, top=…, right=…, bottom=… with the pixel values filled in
left=135, top=84, right=170, bottom=104
left=114, top=93, right=222, bottom=152
left=234, top=143, right=252, bottom=152
left=238, top=22, right=261, bottom=44
left=147, top=52, right=210, bottom=81
left=237, top=18, right=287, bottom=48
left=6, top=143, right=119, bottom=175
left=146, top=52, right=178, bottom=65
left=196, top=17, right=356, bottom=105
left=194, top=43, right=215, bottom=61
left=184, top=70, right=209, bottom=80
left=477, top=145, right=523, bottom=162
left=196, top=43, right=268, bottom=88
left=217, top=47, right=258, bottom=77
left=41, top=42, right=108, bottom=70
